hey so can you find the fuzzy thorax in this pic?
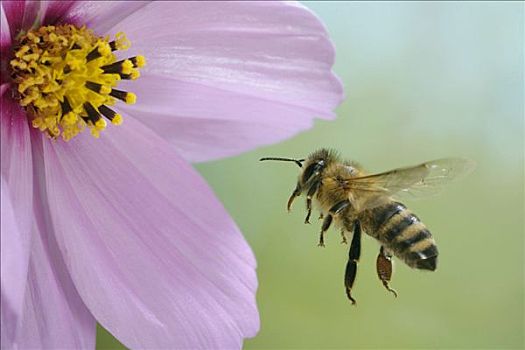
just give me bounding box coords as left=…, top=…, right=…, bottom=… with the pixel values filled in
left=10, top=25, right=146, bottom=140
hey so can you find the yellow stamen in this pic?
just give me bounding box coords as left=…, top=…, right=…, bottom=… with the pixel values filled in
left=113, top=32, right=130, bottom=51
left=121, top=60, right=133, bottom=75
left=128, top=70, right=140, bottom=80
left=100, top=85, right=111, bottom=95
left=63, top=111, right=76, bottom=125
left=133, top=55, right=146, bottom=68
left=94, top=118, right=107, bottom=131
left=125, top=93, right=137, bottom=105
left=112, top=114, right=123, bottom=125
left=10, top=25, right=145, bottom=141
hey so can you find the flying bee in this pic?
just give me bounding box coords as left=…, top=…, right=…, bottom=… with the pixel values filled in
left=260, top=149, right=474, bottom=304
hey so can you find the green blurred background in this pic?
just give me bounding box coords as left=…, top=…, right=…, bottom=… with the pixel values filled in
left=97, top=2, right=524, bottom=349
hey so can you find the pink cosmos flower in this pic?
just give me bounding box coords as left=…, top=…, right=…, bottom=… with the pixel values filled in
left=0, top=1, right=343, bottom=349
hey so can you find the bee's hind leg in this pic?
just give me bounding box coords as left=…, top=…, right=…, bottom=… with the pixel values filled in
left=344, top=220, right=361, bottom=305
left=376, top=246, right=398, bottom=298
left=304, top=180, right=320, bottom=224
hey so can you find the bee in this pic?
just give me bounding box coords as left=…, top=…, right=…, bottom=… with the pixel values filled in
left=260, top=149, right=474, bottom=304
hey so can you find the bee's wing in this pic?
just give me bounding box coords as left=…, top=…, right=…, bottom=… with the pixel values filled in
left=345, top=158, right=475, bottom=210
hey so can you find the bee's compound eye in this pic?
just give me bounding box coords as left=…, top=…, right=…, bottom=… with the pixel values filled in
left=302, top=160, right=325, bottom=183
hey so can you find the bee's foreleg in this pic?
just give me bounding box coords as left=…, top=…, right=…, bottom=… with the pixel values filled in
left=376, top=246, right=398, bottom=298
left=344, top=220, right=361, bottom=305
left=304, top=180, right=320, bottom=224
left=318, top=200, right=350, bottom=247
left=287, top=184, right=302, bottom=212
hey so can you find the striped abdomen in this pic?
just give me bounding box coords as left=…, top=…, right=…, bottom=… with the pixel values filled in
left=361, top=201, right=438, bottom=271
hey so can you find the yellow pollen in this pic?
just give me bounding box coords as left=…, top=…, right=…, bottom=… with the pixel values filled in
left=63, top=111, right=77, bottom=125
left=10, top=25, right=145, bottom=141
left=112, top=114, right=123, bottom=125
left=114, top=32, right=131, bottom=50
left=134, top=55, right=146, bottom=68
left=125, top=93, right=137, bottom=105
left=99, top=85, right=111, bottom=95
left=129, top=70, right=140, bottom=80
left=121, top=60, right=133, bottom=75
left=94, top=118, right=107, bottom=130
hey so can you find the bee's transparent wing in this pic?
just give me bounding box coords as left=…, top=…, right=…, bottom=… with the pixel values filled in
left=345, top=158, right=475, bottom=210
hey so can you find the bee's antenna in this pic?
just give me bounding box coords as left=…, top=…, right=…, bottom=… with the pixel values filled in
left=259, top=157, right=305, bottom=168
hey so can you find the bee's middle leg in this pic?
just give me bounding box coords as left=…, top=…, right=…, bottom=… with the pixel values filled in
left=304, top=180, right=320, bottom=224
left=318, top=199, right=350, bottom=247
left=344, top=220, right=361, bottom=305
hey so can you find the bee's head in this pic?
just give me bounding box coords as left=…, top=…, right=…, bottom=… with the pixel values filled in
left=260, top=148, right=339, bottom=211
left=298, top=148, right=339, bottom=186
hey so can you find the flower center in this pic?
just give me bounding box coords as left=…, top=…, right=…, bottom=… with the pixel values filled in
left=10, top=25, right=145, bottom=141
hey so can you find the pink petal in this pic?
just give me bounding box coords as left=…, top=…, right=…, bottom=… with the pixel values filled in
left=0, top=98, right=33, bottom=245
left=63, top=1, right=151, bottom=35
left=1, top=4, right=11, bottom=86
left=0, top=97, right=33, bottom=345
left=0, top=178, right=29, bottom=348
left=1, top=0, right=24, bottom=40
left=41, top=116, right=259, bottom=349
left=114, top=1, right=343, bottom=162
left=121, top=77, right=326, bottom=162
left=0, top=84, right=8, bottom=98
left=0, top=4, right=10, bottom=48
left=41, top=0, right=76, bottom=25
left=2, top=1, right=43, bottom=40
left=14, top=139, right=96, bottom=348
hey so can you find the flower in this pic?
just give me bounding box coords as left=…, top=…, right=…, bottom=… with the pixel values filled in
left=1, top=1, right=343, bottom=349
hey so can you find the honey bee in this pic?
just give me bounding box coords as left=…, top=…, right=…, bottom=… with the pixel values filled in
left=260, top=149, right=474, bottom=304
